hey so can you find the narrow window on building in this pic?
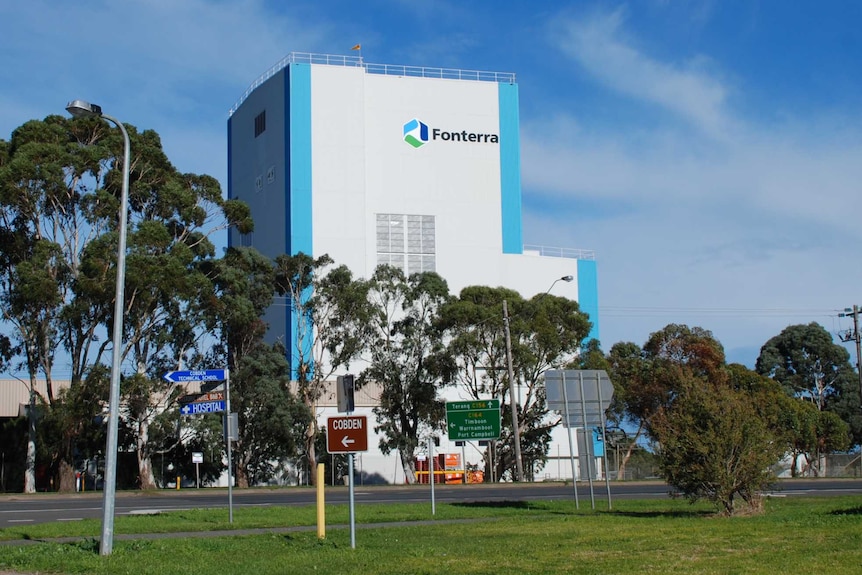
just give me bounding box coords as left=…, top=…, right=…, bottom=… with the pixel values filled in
left=254, top=111, right=266, bottom=137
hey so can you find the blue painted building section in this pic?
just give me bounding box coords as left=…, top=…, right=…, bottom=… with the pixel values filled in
left=226, top=117, right=233, bottom=248
left=287, top=63, right=313, bottom=257
left=498, top=83, right=523, bottom=254
left=285, top=64, right=314, bottom=378
left=577, top=259, right=600, bottom=344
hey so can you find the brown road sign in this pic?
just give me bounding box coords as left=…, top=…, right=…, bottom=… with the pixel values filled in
left=327, top=415, right=368, bottom=453
left=195, top=391, right=224, bottom=403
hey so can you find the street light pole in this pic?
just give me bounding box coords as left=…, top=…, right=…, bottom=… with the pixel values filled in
left=502, top=275, right=574, bottom=483
left=66, top=100, right=130, bottom=556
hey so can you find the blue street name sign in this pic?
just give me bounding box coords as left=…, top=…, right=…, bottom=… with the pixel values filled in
left=164, top=369, right=228, bottom=383
left=180, top=400, right=226, bottom=416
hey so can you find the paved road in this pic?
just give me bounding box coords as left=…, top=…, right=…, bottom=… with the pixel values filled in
left=1, top=479, right=860, bottom=528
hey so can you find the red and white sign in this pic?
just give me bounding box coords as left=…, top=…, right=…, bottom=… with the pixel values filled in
left=327, top=415, right=368, bottom=453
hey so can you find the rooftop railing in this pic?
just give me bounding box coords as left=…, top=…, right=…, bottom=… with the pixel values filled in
left=522, top=245, right=596, bottom=261
left=229, top=52, right=516, bottom=116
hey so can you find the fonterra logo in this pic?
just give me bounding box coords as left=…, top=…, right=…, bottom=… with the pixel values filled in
left=403, top=118, right=429, bottom=148
left=403, top=118, right=499, bottom=148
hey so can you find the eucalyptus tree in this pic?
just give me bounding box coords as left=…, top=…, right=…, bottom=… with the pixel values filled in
left=0, top=115, right=117, bottom=491
left=606, top=325, right=727, bottom=481
left=755, top=323, right=858, bottom=473
left=273, top=253, right=370, bottom=485
left=202, top=247, right=310, bottom=487
left=610, top=325, right=788, bottom=513
left=362, top=266, right=453, bottom=483
left=0, top=114, right=252, bottom=491
left=438, top=286, right=591, bottom=481
left=756, top=323, right=861, bottom=445
left=105, top=125, right=251, bottom=490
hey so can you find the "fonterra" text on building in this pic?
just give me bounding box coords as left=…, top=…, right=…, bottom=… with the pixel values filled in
left=432, top=128, right=499, bottom=143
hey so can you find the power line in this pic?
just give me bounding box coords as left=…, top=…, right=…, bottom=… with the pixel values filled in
left=600, top=306, right=841, bottom=318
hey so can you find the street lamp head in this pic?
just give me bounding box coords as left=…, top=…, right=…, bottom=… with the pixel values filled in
left=65, top=99, right=103, bottom=118
left=560, top=275, right=574, bottom=282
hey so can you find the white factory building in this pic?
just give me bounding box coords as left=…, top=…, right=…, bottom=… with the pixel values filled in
left=227, top=53, right=600, bottom=483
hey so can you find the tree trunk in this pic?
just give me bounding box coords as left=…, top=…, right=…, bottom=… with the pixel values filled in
left=24, top=389, right=37, bottom=493
left=137, top=419, right=157, bottom=490
left=400, top=450, right=417, bottom=484
left=57, top=459, right=77, bottom=493
left=617, top=422, right=644, bottom=481
left=235, top=464, right=250, bottom=488
left=305, top=420, right=318, bottom=487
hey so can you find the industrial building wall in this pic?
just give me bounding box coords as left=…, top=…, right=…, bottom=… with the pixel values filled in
left=228, top=67, right=290, bottom=343
left=227, top=57, right=599, bottom=483
left=310, top=67, right=510, bottom=285
left=228, top=61, right=597, bottom=342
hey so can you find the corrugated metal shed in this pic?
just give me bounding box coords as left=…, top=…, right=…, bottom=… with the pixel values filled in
left=0, top=379, right=72, bottom=418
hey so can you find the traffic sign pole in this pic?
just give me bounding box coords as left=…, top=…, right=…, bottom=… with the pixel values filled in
left=348, top=453, right=356, bottom=549
left=579, top=373, right=595, bottom=509
left=225, top=370, right=233, bottom=523
left=325, top=415, right=367, bottom=548
left=597, top=374, right=612, bottom=509
left=562, top=372, right=579, bottom=509
left=163, top=367, right=231, bottom=521
left=429, top=436, right=436, bottom=515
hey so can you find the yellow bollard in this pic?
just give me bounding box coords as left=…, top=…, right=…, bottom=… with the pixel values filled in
left=176, top=476, right=181, bottom=490
left=317, top=463, right=325, bottom=539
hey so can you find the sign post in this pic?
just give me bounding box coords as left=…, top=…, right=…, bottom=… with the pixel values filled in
left=165, top=368, right=232, bottom=521
left=327, top=415, right=368, bottom=549
left=192, top=452, right=203, bottom=488
left=545, top=369, right=614, bottom=509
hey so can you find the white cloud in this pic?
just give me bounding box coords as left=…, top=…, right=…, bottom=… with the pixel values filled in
left=0, top=0, right=343, bottom=201
left=527, top=8, right=862, bottom=361
left=552, top=7, right=735, bottom=140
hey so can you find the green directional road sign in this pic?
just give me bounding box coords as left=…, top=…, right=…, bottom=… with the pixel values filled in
left=446, top=399, right=501, bottom=441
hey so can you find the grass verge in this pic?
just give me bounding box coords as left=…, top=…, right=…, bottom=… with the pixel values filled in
left=0, top=496, right=861, bottom=574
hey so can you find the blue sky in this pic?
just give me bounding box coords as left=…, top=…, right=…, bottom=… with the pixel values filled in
left=2, top=0, right=862, bottom=367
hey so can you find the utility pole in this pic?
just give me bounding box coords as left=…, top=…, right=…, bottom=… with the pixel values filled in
left=838, top=306, right=862, bottom=410
left=839, top=305, right=862, bottom=477
left=502, top=300, right=525, bottom=482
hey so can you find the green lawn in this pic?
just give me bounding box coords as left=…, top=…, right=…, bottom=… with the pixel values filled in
left=1, top=496, right=860, bottom=574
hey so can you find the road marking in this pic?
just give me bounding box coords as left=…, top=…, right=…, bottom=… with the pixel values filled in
left=58, top=518, right=84, bottom=521
left=7, top=519, right=33, bottom=523
left=0, top=506, right=101, bottom=515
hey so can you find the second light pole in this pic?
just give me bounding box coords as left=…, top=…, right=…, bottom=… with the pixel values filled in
left=503, top=275, right=574, bottom=482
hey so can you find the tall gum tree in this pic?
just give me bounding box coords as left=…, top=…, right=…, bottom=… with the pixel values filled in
left=438, top=286, right=591, bottom=481
left=0, top=116, right=118, bottom=491
left=1, top=114, right=252, bottom=491
left=202, top=247, right=309, bottom=488
left=756, top=323, right=857, bottom=473
left=363, top=266, right=453, bottom=483
left=110, top=124, right=251, bottom=490
left=274, top=253, right=370, bottom=486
